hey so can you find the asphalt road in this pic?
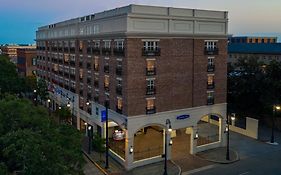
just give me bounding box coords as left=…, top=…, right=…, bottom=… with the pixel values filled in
left=192, top=148, right=281, bottom=175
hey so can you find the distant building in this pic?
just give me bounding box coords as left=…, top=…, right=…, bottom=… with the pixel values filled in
left=17, top=48, right=37, bottom=77
left=228, top=43, right=281, bottom=64
left=1, top=45, right=36, bottom=64
left=229, top=36, right=277, bottom=44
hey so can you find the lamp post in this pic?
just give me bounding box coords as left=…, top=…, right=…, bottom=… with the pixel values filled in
left=271, top=105, right=280, bottom=144
left=105, top=100, right=109, bottom=169
left=33, top=89, right=37, bottom=106
left=164, top=119, right=172, bottom=175
left=88, top=125, right=93, bottom=154
left=226, top=113, right=235, bottom=160
left=47, top=99, right=51, bottom=116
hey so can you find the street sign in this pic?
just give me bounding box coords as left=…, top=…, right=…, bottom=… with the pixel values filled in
left=176, top=114, right=190, bottom=120
left=101, top=110, right=106, bottom=122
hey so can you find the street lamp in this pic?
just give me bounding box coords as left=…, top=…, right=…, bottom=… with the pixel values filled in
left=226, top=113, right=235, bottom=160
left=47, top=99, right=51, bottom=116
left=105, top=100, right=109, bottom=169
left=33, top=89, right=37, bottom=106
left=164, top=119, right=172, bottom=175
left=271, top=105, right=280, bottom=144
left=88, top=125, right=93, bottom=154
left=67, top=102, right=71, bottom=107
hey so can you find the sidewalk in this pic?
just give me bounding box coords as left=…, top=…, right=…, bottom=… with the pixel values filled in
left=84, top=150, right=180, bottom=175
left=195, top=147, right=239, bottom=164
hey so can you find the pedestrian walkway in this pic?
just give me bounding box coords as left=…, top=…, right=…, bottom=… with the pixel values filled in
left=84, top=149, right=180, bottom=175
left=83, top=155, right=104, bottom=175
left=196, top=147, right=239, bottom=163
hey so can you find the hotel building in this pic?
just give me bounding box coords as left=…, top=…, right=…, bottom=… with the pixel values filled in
left=36, top=4, right=228, bottom=170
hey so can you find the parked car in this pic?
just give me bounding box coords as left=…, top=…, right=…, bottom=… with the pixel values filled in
left=113, top=129, right=125, bottom=141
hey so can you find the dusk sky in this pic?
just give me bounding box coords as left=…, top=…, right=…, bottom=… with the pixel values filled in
left=0, top=0, right=280, bottom=44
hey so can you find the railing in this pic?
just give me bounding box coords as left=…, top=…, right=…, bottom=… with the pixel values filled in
left=104, top=65, right=109, bottom=73
left=134, top=146, right=162, bottom=161
left=116, top=67, right=122, bottom=76
left=116, top=106, right=122, bottom=114
left=207, top=83, right=215, bottom=89
left=204, top=48, right=219, bottom=55
left=113, top=48, right=125, bottom=56
left=142, top=48, right=161, bottom=56
left=146, top=68, right=156, bottom=76
left=197, top=134, right=219, bottom=146
left=146, top=107, right=156, bottom=114
left=116, top=86, right=122, bottom=95
left=207, top=65, right=215, bottom=72
left=102, top=48, right=111, bottom=55
left=146, top=87, right=156, bottom=95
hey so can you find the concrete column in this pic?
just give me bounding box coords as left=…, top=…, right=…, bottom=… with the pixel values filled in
left=220, top=117, right=227, bottom=147
left=124, top=130, right=134, bottom=170
left=190, top=126, right=197, bottom=154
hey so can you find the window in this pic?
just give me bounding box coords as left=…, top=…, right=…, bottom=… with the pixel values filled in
left=205, top=41, right=217, bottom=50
left=146, top=98, right=155, bottom=110
left=147, top=60, right=155, bottom=71
left=79, top=69, right=83, bottom=79
left=147, top=79, right=155, bottom=90
left=117, top=98, right=122, bottom=110
left=116, top=40, right=124, bottom=49
left=207, top=75, right=214, bottom=89
left=104, top=41, right=111, bottom=48
left=32, top=58, right=36, bottom=66
left=208, top=57, right=214, bottom=66
left=143, top=41, right=158, bottom=51
left=64, top=54, right=69, bottom=62
left=94, top=41, right=100, bottom=48
left=104, top=75, right=109, bottom=88
left=79, top=41, right=83, bottom=51
left=207, top=91, right=214, bottom=105
left=94, top=56, right=99, bottom=71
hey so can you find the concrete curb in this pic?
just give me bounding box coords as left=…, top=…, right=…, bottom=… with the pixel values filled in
left=195, top=149, right=240, bottom=164
left=82, top=150, right=108, bottom=175
left=170, top=159, right=182, bottom=175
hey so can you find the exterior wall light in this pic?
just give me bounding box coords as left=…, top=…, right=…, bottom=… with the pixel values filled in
left=86, top=101, right=90, bottom=106
left=169, top=139, right=173, bottom=146
left=58, top=106, right=62, bottom=110
left=88, top=126, right=92, bottom=130
left=129, top=146, right=134, bottom=154
left=67, top=102, right=71, bottom=107
left=47, top=99, right=51, bottom=103
left=194, top=132, right=199, bottom=139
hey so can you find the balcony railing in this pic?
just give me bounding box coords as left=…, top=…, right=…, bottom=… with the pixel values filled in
left=146, top=107, right=156, bottom=114
left=102, top=48, right=111, bottom=55
left=116, top=67, right=122, bottom=76
left=94, top=81, right=99, bottom=87
left=113, top=48, right=125, bottom=56
left=207, top=98, right=214, bottom=105
left=204, top=48, right=219, bottom=55
left=146, top=68, right=156, bottom=76
left=104, top=65, right=109, bottom=73
left=104, top=85, right=109, bottom=92
left=116, top=86, right=122, bottom=95
left=146, top=87, right=156, bottom=95
left=94, top=96, right=99, bottom=102
left=207, top=65, right=215, bottom=72
left=116, top=106, right=122, bottom=114
left=142, top=48, right=161, bottom=56
left=207, top=83, right=215, bottom=89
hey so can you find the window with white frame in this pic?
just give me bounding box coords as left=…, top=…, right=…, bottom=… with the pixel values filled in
left=143, top=41, right=158, bottom=51
left=147, top=79, right=155, bottom=90
left=208, top=57, right=214, bottom=66
left=205, top=41, right=217, bottom=50
left=115, top=40, right=124, bottom=49
left=94, top=41, right=100, bottom=48
left=104, top=41, right=111, bottom=48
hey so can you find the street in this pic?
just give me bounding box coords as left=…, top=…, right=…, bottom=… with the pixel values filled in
left=191, top=126, right=281, bottom=175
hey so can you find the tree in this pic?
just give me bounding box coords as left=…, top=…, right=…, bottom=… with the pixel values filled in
left=0, top=96, right=85, bottom=175
left=54, top=106, right=72, bottom=124
left=92, top=133, right=106, bottom=161
left=37, top=78, right=48, bottom=101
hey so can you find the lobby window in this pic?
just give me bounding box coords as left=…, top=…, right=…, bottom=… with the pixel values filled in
left=146, top=59, right=156, bottom=76
left=207, top=74, right=215, bottom=89
left=207, top=91, right=214, bottom=105
left=146, top=98, right=156, bottom=114
left=146, top=78, right=156, bottom=95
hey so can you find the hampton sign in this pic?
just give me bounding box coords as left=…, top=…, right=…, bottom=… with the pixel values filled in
left=176, top=114, right=190, bottom=120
